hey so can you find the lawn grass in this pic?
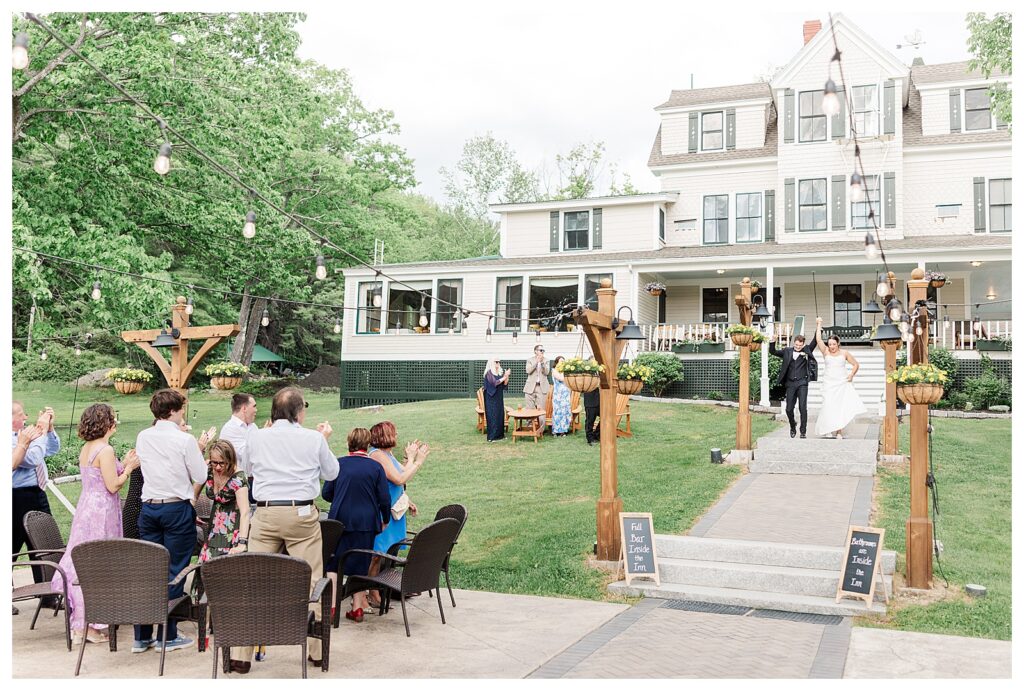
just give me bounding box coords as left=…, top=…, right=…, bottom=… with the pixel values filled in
left=865, top=417, right=1011, bottom=640
left=15, top=382, right=779, bottom=600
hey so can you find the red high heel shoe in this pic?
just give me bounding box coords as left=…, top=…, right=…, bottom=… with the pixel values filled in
left=345, top=608, right=364, bottom=623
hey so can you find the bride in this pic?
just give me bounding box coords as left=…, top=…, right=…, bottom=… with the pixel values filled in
left=814, top=323, right=867, bottom=439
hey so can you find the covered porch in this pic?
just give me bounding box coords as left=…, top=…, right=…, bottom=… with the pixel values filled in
left=634, top=258, right=1011, bottom=353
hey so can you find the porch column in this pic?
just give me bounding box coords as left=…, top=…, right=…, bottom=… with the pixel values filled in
left=760, top=266, right=773, bottom=406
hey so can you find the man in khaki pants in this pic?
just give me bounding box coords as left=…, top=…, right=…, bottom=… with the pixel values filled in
left=234, top=387, right=338, bottom=673
left=523, top=344, right=551, bottom=429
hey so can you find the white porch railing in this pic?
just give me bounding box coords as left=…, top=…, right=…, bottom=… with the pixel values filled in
left=638, top=323, right=796, bottom=353
left=934, top=320, right=1012, bottom=351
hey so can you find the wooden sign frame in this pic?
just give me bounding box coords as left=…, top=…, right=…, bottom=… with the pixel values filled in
left=618, top=512, right=660, bottom=587
left=836, top=525, right=889, bottom=608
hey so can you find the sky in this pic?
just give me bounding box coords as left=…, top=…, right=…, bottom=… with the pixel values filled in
left=296, top=3, right=978, bottom=205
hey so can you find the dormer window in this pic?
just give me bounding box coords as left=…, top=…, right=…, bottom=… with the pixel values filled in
left=965, top=88, right=992, bottom=131
left=799, top=90, right=826, bottom=142
left=702, top=111, right=724, bottom=150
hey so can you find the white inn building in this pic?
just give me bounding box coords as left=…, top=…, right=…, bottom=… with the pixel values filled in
left=340, top=15, right=1011, bottom=408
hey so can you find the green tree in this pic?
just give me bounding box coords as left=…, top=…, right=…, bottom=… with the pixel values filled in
left=551, top=141, right=605, bottom=199
left=440, top=132, right=538, bottom=220
left=967, top=12, right=1012, bottom=126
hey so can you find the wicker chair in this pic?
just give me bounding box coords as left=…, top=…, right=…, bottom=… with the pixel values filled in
left=193, top=492, right=214, bottom=557
left=201, top=553, right=333, bottom=678
left=71, top=539, right=198, bottom=677
left=22, top=510, right=67, bottom=628
left=12, top=549, right=72, bottom=651
left=339, top=517, right=461, bottom=636
left=386, top=504, right=468, bottom=607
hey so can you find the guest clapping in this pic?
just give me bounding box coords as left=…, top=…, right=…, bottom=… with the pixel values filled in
left=483, top=359, right=510, bottom=442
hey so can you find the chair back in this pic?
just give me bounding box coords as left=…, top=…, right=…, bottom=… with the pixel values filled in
left=545, top=388, right=554, bottom=419
left=476, top=387, right=484, bottom=409
left=72, top=539, right=170, bottom=626
left=432, top=504, right=468, bottom=567
left=319, top=518, right=345, bottom=575
left=400, top=518, right=461, bottom=595
left=202, top=553, right=312, bottom=649
left=570, top=390, right=581, bottom=411
left=615, top=393, right=630, bottom=416
left=193, top=491, right=214, bottom=555
left=23, top=510, right=65, bottom=579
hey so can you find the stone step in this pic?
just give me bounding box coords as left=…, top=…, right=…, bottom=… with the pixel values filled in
left=653, top=535, right=897, bottom=574
left=657, top=557, right=893, bottom=599
left=756, top=437, right=878, bottom=453
left=749, top=455, right=876, bottom=476
left=606, top=580, right=888, bottom=617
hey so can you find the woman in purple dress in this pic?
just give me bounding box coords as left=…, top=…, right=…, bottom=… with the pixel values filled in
left=51, top=404, right=139, bottom=645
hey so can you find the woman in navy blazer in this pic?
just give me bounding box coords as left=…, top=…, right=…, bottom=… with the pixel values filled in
left=321, top=427, right=391, bottom=622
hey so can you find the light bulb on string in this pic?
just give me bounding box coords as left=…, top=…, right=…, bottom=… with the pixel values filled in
left=485, top=325, right=492, bottom=343
left=91, top=280, right=102, bottom=301
left=822, top=79, right=841, bottom=117
left=864, top=233, right=879, bottom=260
left=907, top=332, right=915, bottom=343
left=333, top=318, right=342, bottom=334
left=898, top=320, right=909, bottom=334
left=849, top=172, right=865, bottom=203
left=185, top=295, right=194, bottom=315
left=40, top=349, right=47, bottom=361
left=260, top=308, right=270, bottom=327
left=242, top=211, right=256, bottom=239
left=915, top=326, right=923, bottom=336
left=889, top=304, right=902, bottom=322
left=512, top=331, right=518, bottom=345
left=315, top=254, right=327, bottom=281
left=12, top=33, right=29, bottom=70
left=535, top=328, right=542, bottom=343
left=74, top=346, right=82, bottom=357
left=372, top=292, right=382, bottom=308
left=876, top=280, right=890, bottom=298
left=901, top=331, right=909, bottom=342
left=153, top=142, right=172, bottom=175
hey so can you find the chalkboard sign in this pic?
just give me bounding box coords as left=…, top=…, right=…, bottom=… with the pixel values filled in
left=835, top=526, right=888, bottom=607
left=619, top=512, right=660, bottom=586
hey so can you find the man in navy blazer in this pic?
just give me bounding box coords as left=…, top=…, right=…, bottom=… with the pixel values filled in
left=769, top=317, right=821, bottom=438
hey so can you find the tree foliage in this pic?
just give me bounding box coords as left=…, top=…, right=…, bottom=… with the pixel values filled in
left=967, top=12, right=1012, bottom=126
left=11, top=12, right=493, bottom=373
left=440, top=133, right=538, bottom=220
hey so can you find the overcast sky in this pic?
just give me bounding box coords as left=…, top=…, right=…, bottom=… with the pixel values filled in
left=298, top=5, right=977, bottom=204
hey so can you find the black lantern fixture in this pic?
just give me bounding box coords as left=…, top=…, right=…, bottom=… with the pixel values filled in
left=751, top=294, right=772, bottom=327
left=613, top=306, right=645, bottom=341
left=871, top=314, right=902, bottom=342
left=151, top=327, right=180, bottom=348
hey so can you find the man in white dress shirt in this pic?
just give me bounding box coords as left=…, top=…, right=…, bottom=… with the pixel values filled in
left=219, top=393, right=258, bottom=502
left=132, top=389, right=210, bottom=654
left=234, top=386, right=337, bottom=671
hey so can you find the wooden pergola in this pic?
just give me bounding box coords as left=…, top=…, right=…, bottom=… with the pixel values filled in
left=121, top=296, right=240, bottom=395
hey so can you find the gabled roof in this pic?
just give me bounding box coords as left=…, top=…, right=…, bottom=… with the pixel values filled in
left=911, top=60, right=1010, bottom=85
left=655, top=82, right=771, bottom=110
left=772, top=14, right=909, bottom=103
left=648, top=104, right=777, bottom=168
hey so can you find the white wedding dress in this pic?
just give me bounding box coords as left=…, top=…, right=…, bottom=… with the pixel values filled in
left=815, top=352, right=867, bottom=436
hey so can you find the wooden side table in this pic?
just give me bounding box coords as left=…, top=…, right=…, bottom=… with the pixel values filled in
left=508, top=408, right=545, bottom=444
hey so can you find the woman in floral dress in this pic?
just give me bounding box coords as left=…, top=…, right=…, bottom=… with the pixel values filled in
left=550, top=356, right=572, bottom=436
left=195, top=440, right=249, bottom=562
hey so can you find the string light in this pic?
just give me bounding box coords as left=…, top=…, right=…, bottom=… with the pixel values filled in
left=242, top=210, right=256, bottom=239
left=185, top=293, right=194, bottom=315
left=39, top=349, right=47, bottom=361
left=91, top=280, right=102, bottom=300
left=536, top=329, right=542, bottom=343
left=876, top=279, right=890, bottom=298
left=12, top=32, right=29, bottom=70
left=512, top=331, right=518, bottom=345
left=153, top=142, right=172, bottom=176
left=315, top=253, right=327, bottom=281
left=260, top=308, right=270, bottom=327
left=333, top=317, right=342, bottom=334
left=915, top=325, right=923, bottom=336
left=864, top=233, right=879, bottom=260
left=74, top=346, right=82, bottom=356
left=849, top=172, right=865, bottom=203
left=485, top=317, right=493, bottom=343
left=822, top=79, right=841, bottom=117
left=907, top=332, right=916, bottom=343
left=889, top=303, right=902, bottom=322
left=372, top=292, right=382, bottom=308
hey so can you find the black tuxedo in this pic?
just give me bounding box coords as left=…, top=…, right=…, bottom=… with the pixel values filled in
left=583, top=388, right=600, bottom=443
left=769, top=336, right=818, bottom=435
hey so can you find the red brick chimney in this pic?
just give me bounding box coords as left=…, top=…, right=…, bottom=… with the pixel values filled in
left=803, top=20, right=822, bottom=45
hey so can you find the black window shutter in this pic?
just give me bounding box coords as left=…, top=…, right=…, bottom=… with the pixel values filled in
left=883, top=172, right=896, bottom=228
left=726, top=108, right=736, bottom=150
left=832, top=175, right=846, bottom=229
left=764, top=189, right=775, bottom=241
left=949, top=89, right=962, bottom=132
left=784, top=89, right=795, bottom=143
left=688, top=113, right=698, bottom=153
left=832, top=87, right=845, bottom=139
left=784, top=178, right=795, bottom=232
left=883, top=79, right=896, bottom=135
left=549, top=211, right=560, bottom=251
left=973, top=177, right=986, bottom=232
left=592, top=208, right=603, bottom=249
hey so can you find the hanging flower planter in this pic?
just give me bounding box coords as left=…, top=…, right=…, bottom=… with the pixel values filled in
left=564, top=373, right=600, bottom=393
left=925, top=271, right=947, bottom=289
left=615, top=362, right=653, bottom=396
left=643, top=281, right=666, bottom=297
left=749, top=341, right=762, bottom=352
left=557, top=358, right=605, bottom=393
left=107, top=368, right=152, bottom=395
left=616, top=379, right=644, bottom=395
left=725, top=324, right=757, bottom=347
left=897, top=384, right=944, bottom=405
left=204, top=362, right=249, bottom=390
left=211, top=376, right=244, bottom=390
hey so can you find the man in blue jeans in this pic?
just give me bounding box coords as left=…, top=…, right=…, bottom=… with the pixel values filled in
left=133, top=389, right=210, bottom=653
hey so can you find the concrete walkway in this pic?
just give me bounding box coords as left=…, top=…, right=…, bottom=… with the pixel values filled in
left=845, top=628, right=1011, bottom=678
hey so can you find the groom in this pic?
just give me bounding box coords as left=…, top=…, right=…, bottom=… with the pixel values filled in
left=769, top=317, right=821, bottom=438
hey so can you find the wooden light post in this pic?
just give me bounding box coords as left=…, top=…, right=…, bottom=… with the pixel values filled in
left=905, top=268, right=933, bottom=588
left=573, top=278, right=630, bottom=561
left=733, top=278, right=754, bottom=452
left=122, top=296, right=241, bottom=395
